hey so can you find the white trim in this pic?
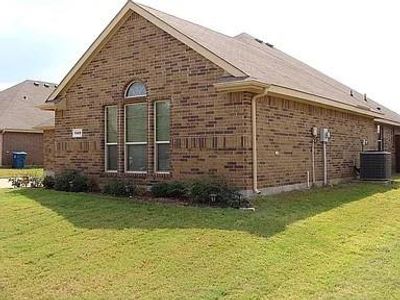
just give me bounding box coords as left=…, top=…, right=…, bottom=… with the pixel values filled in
left=124, top=103, right=148, bottom=174
left=1, top=128, right=44, bottom=134
left=124, top=81, right=147, bottom=99
left=374, top=118, right=400, bottom=127
left=215, top=80, right=395, bottom=121
left=154, top=100, right=171, bottom=174
left=105, top=106, right=118, bottom=173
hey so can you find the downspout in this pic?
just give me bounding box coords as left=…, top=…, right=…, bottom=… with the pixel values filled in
left=252, top=88, right=269, bottom=194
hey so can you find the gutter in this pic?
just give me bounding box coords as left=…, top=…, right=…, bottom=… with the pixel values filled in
left=1, top=128, right=43, bottom=134
left=215, top=80, right=386, bottom=120
left=36, top=103, right=57, bottom=111
left=374, top=118, right=400, bottom=127
left=252, top=88, right=269, bottom=194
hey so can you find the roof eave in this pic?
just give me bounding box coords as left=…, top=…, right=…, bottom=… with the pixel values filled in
left=214, top=79, right=268, bottom=94
left=37, top=103, right=57, bottom=111
left=214, top=80, right=386, bottom=119
left=32, top=125, right=55, bottom=131
left=1, top=128, right=44, bottom=134
left=37, top=101, right=66, bottom=111
left=268, top=85, right=384, bottom=119
left=374, top=118, right=400, bottom=127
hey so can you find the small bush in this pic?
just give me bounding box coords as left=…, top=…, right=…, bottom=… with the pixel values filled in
left=29, top=175, right=43, bottom=188
left=42, top=176, right=55, bottom=189
left=150, top=177, right=245, bottom=208
left=8, top=176, right=23, bottom=188
left=54, top=170, right=89, bottom=193
left=103, top=180, right=137, bottom=197
left=87, top=177, right=100, bottom=193
left=135, top=185, right=148, bottom=197
left=8, top=174, right=44, bottom=188
left=151, top=181, right=188, bottom=198
left=70, top=175, right=89, bottom=193
left=189, top=177, right=243, bottom=208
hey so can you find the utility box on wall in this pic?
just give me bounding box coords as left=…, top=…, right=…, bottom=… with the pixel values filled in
left=360, top=151, right=391, bottom=181
left=320, top=128, right=331, bottom=142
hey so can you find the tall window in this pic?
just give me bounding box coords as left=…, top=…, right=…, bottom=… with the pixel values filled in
left=154, top=101, right=170, bottom=172
left=105, top=106, right=118, bottom=172
left=125, top=103, right=147, bottom=172
left=125, top=82, right=147, bottom=98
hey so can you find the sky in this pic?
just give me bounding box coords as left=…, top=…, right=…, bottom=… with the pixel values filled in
left=0, top=0, right=399, bottom=112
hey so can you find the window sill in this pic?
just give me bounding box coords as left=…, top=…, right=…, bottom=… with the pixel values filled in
left=125, top=172, right=148, bottom=178
left=153, top=172, right=172, bottom=179
left=101, top=172, right=172, bottom=179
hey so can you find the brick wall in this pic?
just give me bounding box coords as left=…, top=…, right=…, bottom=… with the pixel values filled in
left=1, top=132, right=43, bottom=166
left=53, top=11, right=252, bottom=189
left=43, top=129, right=55, bottom=174
left=255, top=95, right=395, bottom=189
left=51, top=10, right=398, bottom=192
left=382, top=125, right=396, bottom=169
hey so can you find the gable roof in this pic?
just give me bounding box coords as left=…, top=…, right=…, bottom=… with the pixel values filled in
left=0, top=80, right=55, bottom=132
left=46, top=1, right=400, bottom=125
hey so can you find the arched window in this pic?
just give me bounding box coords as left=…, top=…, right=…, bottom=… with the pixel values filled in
left=125, top=81, right=147, bottom=98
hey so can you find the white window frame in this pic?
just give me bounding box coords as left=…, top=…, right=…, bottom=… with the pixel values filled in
left=124, top=81, right=147, bottom=99
left=105, top=106, right=118, bottom=173
left=154, top=100, right=171, bottom=174
left=124, top=103, right=148, bottom=174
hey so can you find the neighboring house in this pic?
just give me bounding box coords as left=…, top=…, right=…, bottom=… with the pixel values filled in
left=0, top=80, right=55, bottom=167
left=40, top=1, right=400, bottom=195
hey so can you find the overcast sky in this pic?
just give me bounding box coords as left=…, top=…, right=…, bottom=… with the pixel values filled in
left=1, top=0, right=399, bottom=112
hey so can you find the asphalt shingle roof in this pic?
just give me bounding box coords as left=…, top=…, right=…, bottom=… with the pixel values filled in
left=0, top=80, right=55, bottom=131
left=138, top=3, right=400, bottom=123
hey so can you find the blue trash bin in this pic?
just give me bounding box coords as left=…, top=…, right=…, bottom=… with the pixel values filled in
left=12, top=152, right=27, bottom=169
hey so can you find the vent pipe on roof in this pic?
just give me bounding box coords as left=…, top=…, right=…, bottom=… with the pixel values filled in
left=350, top=90, right=354, bottom=97
left=364, top=94, right=368, bottom=101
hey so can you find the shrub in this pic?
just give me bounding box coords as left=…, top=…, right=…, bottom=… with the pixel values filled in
left=54, top=170, right=89, bottom=193
left=135, top=185, right=148, bottom=197
left=70, top=174, right=89, bottom=193
left=8, top=174, right=44, bottom=188
left=151, top=177, right=245, bottom=208
left=29, top=175, right=43, bottom=188
left=189, top=176, right=243, bottom=208
left=42, top=176, right=55, bottom=189
left=151, top=181, right=188, bottom=198
left=87, top=177, right=100, bottom=193
left=8, top=176, right=23, bottom=188
left=103, top=180, right=137, bottom=197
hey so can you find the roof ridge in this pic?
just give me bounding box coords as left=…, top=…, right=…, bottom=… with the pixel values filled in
left=134, top=1, right=235, bottom=40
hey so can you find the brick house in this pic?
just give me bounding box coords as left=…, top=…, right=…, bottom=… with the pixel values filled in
left=0, top=80, right=55, bottom=167
left=40, top=1, right=400, bottom=195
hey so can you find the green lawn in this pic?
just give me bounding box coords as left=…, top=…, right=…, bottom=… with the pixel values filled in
left=1, top=182, right=400, bottom=299
left=0, top=167, right=43, bottom=179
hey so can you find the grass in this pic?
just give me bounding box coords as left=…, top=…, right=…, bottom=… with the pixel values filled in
left=1, top=181, right=400, bottom=299
left=0, top=167, right=43, bottom=179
